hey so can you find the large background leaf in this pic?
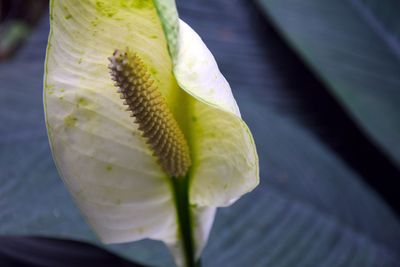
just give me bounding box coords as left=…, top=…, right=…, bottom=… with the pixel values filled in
left=256, top=0, right=400, bottom=172
left=0, top=0, right=400, bottom=266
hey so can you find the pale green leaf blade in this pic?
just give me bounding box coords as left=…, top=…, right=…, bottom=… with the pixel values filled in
left=152, top=0, right=180, bottom=60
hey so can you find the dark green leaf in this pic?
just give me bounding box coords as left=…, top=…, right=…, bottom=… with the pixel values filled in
left=0, top=236, right=145, bottom=267
left=256, top=0, right=400, bottom=170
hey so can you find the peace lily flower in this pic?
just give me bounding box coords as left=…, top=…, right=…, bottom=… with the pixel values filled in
left=43, top=0, right=259, bottom=266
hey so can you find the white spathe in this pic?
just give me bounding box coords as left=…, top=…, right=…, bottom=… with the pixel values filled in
left=44, top=1, right=258, bottom=266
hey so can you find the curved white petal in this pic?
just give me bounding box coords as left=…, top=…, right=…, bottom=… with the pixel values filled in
left=192, top=206, right=217, bottom=259
left=175, top=21, right=241, bottom=116
left=174, top=21, right=259, bottom=207
left=44, top=0, right=179, bottom=246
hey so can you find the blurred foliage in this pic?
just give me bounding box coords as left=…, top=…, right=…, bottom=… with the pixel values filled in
left=0, top=236, right=144, bottom=267
left=257, top=0, right=400, bottom=214
left=257, top=0, right=400, bottom=172
left=0, top=0, right=399, bottom=266
left=0, top=0, right=47, bottom=60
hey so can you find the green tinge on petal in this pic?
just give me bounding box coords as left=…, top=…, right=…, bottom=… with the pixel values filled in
left=152, top=0, right=180, bottom=60
left=189, top=101, right=259, bottom=207
left=173, top=21, right=260, bottom=207
left=44, top=0, right=180, bottom=246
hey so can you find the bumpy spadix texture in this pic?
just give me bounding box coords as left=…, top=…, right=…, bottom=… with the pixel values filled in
left=108, top=49, right=191, bottom=177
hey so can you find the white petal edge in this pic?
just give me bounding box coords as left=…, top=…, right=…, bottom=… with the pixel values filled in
left=174, top=20, right=260, bottom=207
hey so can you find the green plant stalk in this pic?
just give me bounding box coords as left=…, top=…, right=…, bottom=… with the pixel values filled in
left=171, top=175, right=198, bottom=267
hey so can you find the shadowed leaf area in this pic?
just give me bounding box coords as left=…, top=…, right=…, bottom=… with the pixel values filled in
left=256, top=0, right=400, bottom=205
left=0, top=0, right=399, bottom=266
left=0, top=236, right=145, bottom=267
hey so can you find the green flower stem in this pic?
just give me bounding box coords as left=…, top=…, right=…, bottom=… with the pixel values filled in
left=171, top=176, right=196, bottom=267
